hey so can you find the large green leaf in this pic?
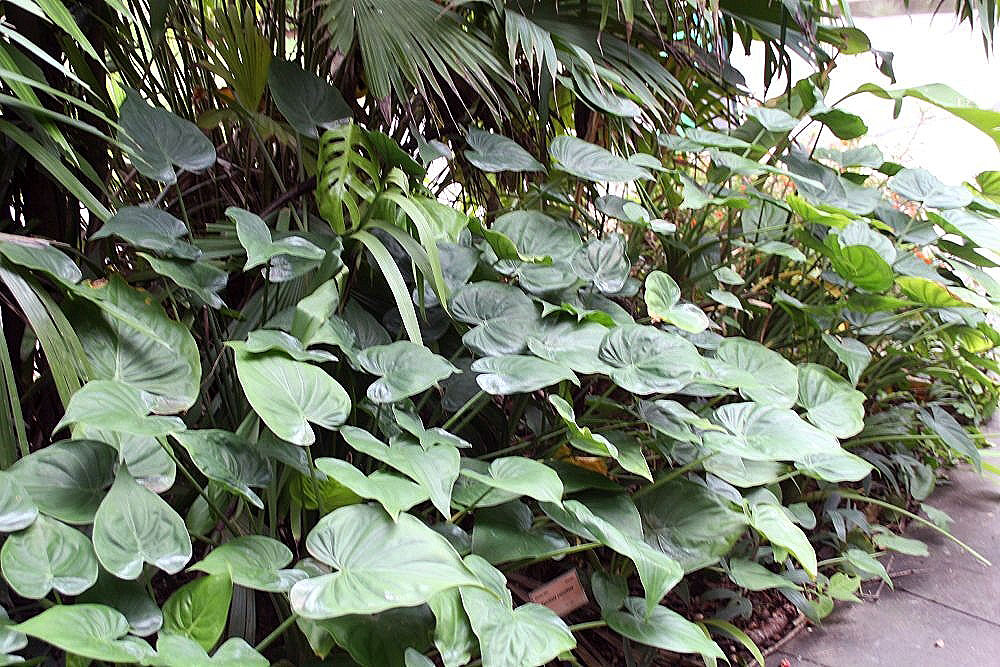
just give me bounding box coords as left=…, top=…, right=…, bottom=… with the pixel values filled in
left=888, top=168, right=972, bottom=209
left=8, top=439, right=114, bottom=524
left=150, top=635, right=268, bottom=667
left=821, top=333, right=871, bottom=386
left=290, top=504, right=478, bottom=619
left=139, top=253, right=228, bottom=309
left=470, top=501, right=568, bottom=564
left=54, top=380, right=186, bottom=437
left=244, top=329, right=337, bottom=363
left=492, top=211, right=581, bottom=263
left=570, top=234, right=630, bottom=294
left=703, top=402, right=841, bottom=463
left=268, top=58, right=351, bottom=138
left=193, top=535, right=306, bottom=593
left=935, top=208, right=1000, bottom=251
left=228, top=206, right=325, bottom=271
left=526, top=318, right=613, bottom=375
left=341, top=426, right=460, bottom=519
left=0, top=470, right=36, bottom=532
left=231, top=343, right=350, bottom=446
left=637, top=478, right=746, bottom=573
left=451, top=282, right=541, bottom=356
left=162, top=573, right=233, bottom=651
left=119, top=89, right=216, bottom=183
left=797, top=363, right=865, bottom=438
left=170, top=430, right=271, bottom=508
left=711, top=337, right=798, bottom=407
left=544, top=500, right=682, bottom=617
left=84, top=428, right=176, bottom=493
left=460, top=456, right=563, bottom=505
left=357, top=341, right=458, bottom=403
left=92, top=470, right=192, bottom=579
left=11, top=604, right=154, bottom=663
left=78, top=572, right=163, bottom=637
left=91, top=207, right=200, bottom=259
left=748, top=503, right=817, bottom=578
left=550, top=135, right=651, bottom=182
left=599, top=324, right=709, bottom=395
left=0, top=233, right=81, bottom=283
left=0, top=515, right=97, bottom=599
left=459, top=555, right=575, bottom=667
left=605, top=597, right=724, bottom=659
left=471, top=355, right=577, bottom=395
left=824, top=229, right=895, bottom=292
left=794, top=450, right=875, bottom=482
left=315, top=457, right=428, bottom=521
left=465, top=128, right=543, bottom=172
left=644, top=271, right=711, bottom=333
left=68, top=276, right=201, bottom=413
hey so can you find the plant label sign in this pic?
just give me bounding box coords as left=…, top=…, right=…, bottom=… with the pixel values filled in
left=528, top=569, right=588, bottom=616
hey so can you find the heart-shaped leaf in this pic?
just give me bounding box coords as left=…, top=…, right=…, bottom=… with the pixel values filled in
left=357, top=341, right=458, bottom=403
left=550, top=136, right=651, bottom=182
left=604, top=598, right=724, bottom=659
left=0, top=234, right=82, bottom=283
left=8, top=439, right=114, bottom=524
left=193, top=535, right=306, bottom=593
left=290, top=504, right=478, bottom=619
left=170, top=430, right=271, bottom=508
left=458, top=555, right=575, bottom=667
left=139, top=253, right=228, bottom=309
left=460, top=456, right=563, bottom=505
left=231, top=343, right=350, bottom=446
left=162, top=573, right=233, bottom=651
left=471, top=355, right=577, bottom=395
left=92, top=470, right=192, bottom=579
left=795, top=450, right=874, bottom=482
left=0, top=470, right=36, bottom=532
left=55, top=380, right=186, bottom=437
left=341, top=426, right=459, bottom=519
left=471, top=501, right=569, bottom=564
left=1, top=515, right=98, bottom=598
left=571, top=234, right=630, bottom=294
left=268, top=59, right=351, bottom=138
left=821, top=333, right=871, bottom=386
left=637, top=478, right=746, bottom=573
left=244, top=329, right=337, bottom=363
left=315, top=457, right=428, bottom=521
left=465, top=128, right=544, bottom=173
left=228, top=207, right=325, bottom=272
left=119, top=89, right=216, bottom=183
left=451, top=282, right=541, bottom=356
left=703, top=402, right=841, bottom=463
left=150, top=635, right=269, bottom=667
left=797, top=363, right=865, bottom=438
left=12, top=604, right=155, bottom=663
left=711, top=337, right=798, bottom=407
left=492, top=211, right=581, bottom=264
left=599, top=324, right=709, bottom=395
left=888, top=168, right=972, bottom=209
left=526, top=318, right=613, bottom=375
left=91, top=206, right=201, bottom=259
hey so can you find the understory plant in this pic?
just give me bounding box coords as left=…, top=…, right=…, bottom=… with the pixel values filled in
left=0, top=1, right=999, bottom=666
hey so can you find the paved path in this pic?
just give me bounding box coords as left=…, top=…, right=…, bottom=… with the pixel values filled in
left=767, top=449, right=1000, bottom=666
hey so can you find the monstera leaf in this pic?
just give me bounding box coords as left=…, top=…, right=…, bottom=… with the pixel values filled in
left=68, top=275, right=201, bottom=413
left=268, top=58, right=351, bottom=138
left=290, top=504, right=478, bottom=619
left=12, top=604, right=155, bottom=663
left=599, top=324, right=709, bottom=395
left=459, top=555, right=575, bottom=667
left=465, top=128, right=544, bottom=172
left=231, top=343, right=350, bottom=446
left=357, top=341, right=458, bottom=403
left=1, top=515, right=98, bottom=599
left=119, top=89, right=216, bottom=183
left=92, top=471, right=192, bottom=579
left=193, top=535, right=306, bottom=593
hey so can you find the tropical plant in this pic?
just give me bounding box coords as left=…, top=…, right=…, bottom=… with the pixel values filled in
left=0, top=1, right=998, bottom=666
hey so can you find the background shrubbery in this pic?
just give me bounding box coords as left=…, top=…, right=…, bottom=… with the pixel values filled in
left=1, top=1, right=999, bottom=665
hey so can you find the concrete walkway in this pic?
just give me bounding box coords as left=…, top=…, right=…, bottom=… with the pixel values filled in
left=766, top=455, right=1000, bottom=666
